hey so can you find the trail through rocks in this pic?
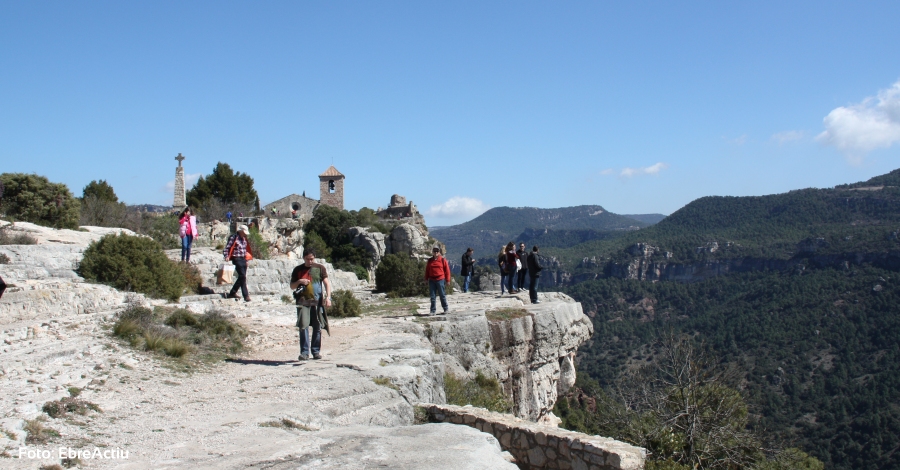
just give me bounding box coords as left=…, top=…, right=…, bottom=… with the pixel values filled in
left=1, top=294, right=514, bottom=469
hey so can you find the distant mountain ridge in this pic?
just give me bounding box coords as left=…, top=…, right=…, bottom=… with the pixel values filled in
left=430, top=205, right=662, bottom=260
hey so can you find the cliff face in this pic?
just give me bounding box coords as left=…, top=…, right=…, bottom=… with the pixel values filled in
left=426, top=293, right=593, bottom=422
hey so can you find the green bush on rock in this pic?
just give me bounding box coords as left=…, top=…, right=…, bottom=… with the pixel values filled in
left=375, top=253, right=427, bottom=297
left=78, top=233, right=186, bottom=301
left=444, top=370, right=512, bottom=413
left=329, top=290, right=361, bottom=318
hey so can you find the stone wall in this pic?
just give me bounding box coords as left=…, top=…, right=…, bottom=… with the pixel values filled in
left=421, top=404, right=645, bottom=470
left=261, top=193, right=319, bottom=221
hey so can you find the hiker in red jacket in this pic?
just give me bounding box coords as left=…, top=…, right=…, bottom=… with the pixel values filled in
left=425, top=246, right=451, bottom=315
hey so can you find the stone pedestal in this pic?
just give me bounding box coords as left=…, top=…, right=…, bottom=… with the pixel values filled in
left=174, top=153, right=186, bottom=208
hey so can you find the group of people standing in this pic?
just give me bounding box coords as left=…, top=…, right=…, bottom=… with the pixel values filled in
left=497, top=242, right=543, bottom=304
left=457, top=243, right=543, bottom=304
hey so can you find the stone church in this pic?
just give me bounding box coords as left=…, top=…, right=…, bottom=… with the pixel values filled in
left=261, top=166, right=345, bottom=219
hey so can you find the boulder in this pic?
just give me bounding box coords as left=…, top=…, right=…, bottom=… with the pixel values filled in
left=349, top=226, right=387, bottom=267
left=473, top=272, right=502, bottom=292
left=390, top=223, right=428, bottom=257
left=194, top=220, right=232, bottom=247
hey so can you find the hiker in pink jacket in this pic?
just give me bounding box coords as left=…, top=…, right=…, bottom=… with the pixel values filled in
left=178, top=207, right=198, bottom=263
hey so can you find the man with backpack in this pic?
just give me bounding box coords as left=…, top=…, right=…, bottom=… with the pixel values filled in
left=290, top=248, right=332, bottom=360
left=425, top=246, right=451, bottom=315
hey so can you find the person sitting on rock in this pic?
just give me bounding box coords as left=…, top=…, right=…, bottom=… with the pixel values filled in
left=290, top=248, right=332, bottom=360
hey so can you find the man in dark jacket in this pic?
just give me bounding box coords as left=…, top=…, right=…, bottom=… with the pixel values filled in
left=460, top=248, right=475, bottom=293
left=526, top=246, right=543, bottom=304
left=516, top=243, right=528, bottom=291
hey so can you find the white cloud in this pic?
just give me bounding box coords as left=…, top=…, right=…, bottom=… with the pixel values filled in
left=599, top=168, right=614, bottom=175
left=772, top=130, right=805, bottom=144
left=426, top=197, right=490, bottom=219
left=817, top=80, right=900, bottom=163
left=620, top=162, right=668, bottom=178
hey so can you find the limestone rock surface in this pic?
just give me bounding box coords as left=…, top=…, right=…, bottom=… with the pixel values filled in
left=349, top=226, right=387, bottom=268
left=415, top=291, right=594, bottom=422
left=389, top=223, right=429, bottom=257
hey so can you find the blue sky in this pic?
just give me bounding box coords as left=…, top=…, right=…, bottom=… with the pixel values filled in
left=2, top=2, right=899, bottom=226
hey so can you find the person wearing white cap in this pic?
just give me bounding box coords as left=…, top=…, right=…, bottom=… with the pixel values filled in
left=223, top=224, right=254, bottom=302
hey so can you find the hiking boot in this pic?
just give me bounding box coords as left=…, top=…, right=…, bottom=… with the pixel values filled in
left=226, top=293, right=240, bottom=300
left=298, top=355, right=309, bottom=361
left=243, top=297, right=251, bottom=302
left=312, top=353, right=322, bottom=360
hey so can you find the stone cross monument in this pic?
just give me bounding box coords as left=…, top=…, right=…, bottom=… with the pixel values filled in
left=173, top=153, right=186, bottom=208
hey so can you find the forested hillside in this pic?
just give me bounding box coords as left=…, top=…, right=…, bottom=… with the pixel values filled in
left=554, top=169, right=900, bottom=469
left=431, top=205, right=651, bottom=263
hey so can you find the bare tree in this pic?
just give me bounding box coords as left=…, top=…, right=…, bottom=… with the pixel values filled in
left=598, top=335, right=762, bottom=469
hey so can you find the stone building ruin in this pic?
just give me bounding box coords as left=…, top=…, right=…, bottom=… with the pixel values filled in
left=261, top=165, right=345, bottom=219
left=375, top=194, right=423, bottom=224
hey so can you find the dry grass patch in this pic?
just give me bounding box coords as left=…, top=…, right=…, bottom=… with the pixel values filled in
left=372, top=377, right=399, bottom=391
left=485, top=307, right=530, bottom=322
left=24, top=417, right=60, bottom=444
left=259, top=418, right=312, bottom=431
left=362, top=298, right=420, bottom=317
left=111, top=305, right=247, bottom=364
left=42, top=397, right=102, bottom=419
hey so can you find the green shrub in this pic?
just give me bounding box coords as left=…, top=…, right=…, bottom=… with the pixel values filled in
left=147, top=214, right=180, bottom=249
left=112, top=306, right=243, bottom=359
left=0, top=173, right=81, bottom=229
left=330, top=289, right=362, bottom=318
left=247, top=226, right=270, bottom=260
left=334, top=260, right=369, bottom=281
left=195, top=309, right=248, bottom=353
left=375, top=253, right=427, bottom=297
left=178, top=263, right=204, bottom=295
left=303, top=231, right=331, bottom=260
left=0, top=252, right=9, bottom=264
left=444, top=370, right=512, bottom=413
left=78, top=234, right=185, bottom=301
left=165, top=309, right=199, bottom=328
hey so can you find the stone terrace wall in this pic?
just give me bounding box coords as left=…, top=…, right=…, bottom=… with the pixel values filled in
left=421, top=404, right=645, bottom=470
